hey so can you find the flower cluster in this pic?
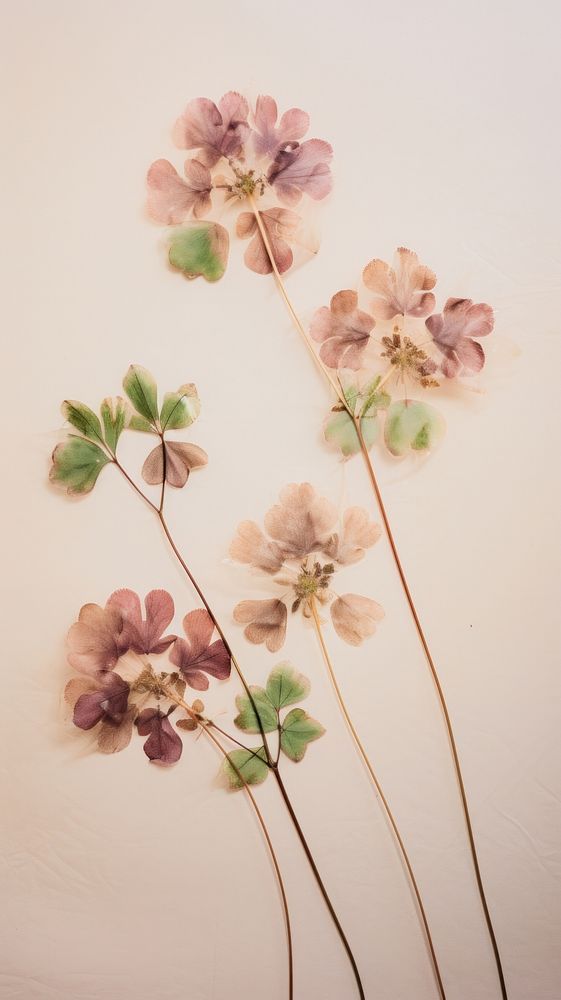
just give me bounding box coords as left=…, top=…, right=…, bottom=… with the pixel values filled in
left=229, top=483, right=384, bottom=649
left=311, top=248, right=495, bottom=457
left=64, top=589, right=231, bottom=764
left=147, top=92, right=333, bottom=281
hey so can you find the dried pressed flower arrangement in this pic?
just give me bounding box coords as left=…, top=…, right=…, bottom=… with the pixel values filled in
left=50, top=90, right=508, bottom=1000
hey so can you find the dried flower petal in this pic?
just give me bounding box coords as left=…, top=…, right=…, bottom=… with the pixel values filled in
left=141, top=441, right=208, bottom=488
left=169, top=609, right=231, bottom=690
left=264, top=483, right=337, bottom=560
left=146, top=158, right=212, bottom=223
left=310, top=290, right=374, bottom=370
left=173, top=92, right=250, bottom=167
left=66, top=603, right=127, bottom=674
left=323, top=508, right=381, bottom=565
left=236, top=208, right=300, bottom=275
left=97, top=707, right=137, bottom=754
left=268, top=139, right=333, bottom=206
left=363, top=248, right=436, bottom=319
left=330, top=594, right=384, bottom=645
left=73, top=672, right=131, bottom=729
left=107, top=589, right=176, bottom=655
left=426, top=297, right=494, bottom=378
left=233, top=599, right=287, bottom=652
left=229, top=520, right=285, bottom=574
left=252, top=95, right=310, bottom=158
left=136, top=707, right=183, bottom=765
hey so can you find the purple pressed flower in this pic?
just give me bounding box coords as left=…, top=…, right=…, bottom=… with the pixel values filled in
left=426, top=297, right=494, bottom=377
left=169, top=609, right=231, bottom=690
left=136, top=706, right=183, bottom=765
left=66, top=603, right=127, bottom=674
left=65, top=672, right=137, bottom=755
left=147, top=93, right=333, bottom=279
left=107, top=589, right=176, bottom=655
left=311, top=290, right=375, bottom=370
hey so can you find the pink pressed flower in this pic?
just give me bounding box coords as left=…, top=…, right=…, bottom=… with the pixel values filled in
left=230, top=484, right=383, bottom=648
left=252, top=95, right=310, bottom=158
left=169, top=609, right=231, bottom=690
left=311, top=290, right=375, bottom=370
left=363, top=247, right=436, bottom=320
left=146, top=159, right=212, bottom=223
left=426, top=298, right=494, bottom=378
left=65, top=674, right=137, bottom=754
left=136, top=707, right=183, bottom=766
left=66, top=603, right=127, bottom=674
left=147, top=93, right=332, bottom=280
left=107, top=589, right=176, bottom=655
left=172, top=92, right=250, bottom=167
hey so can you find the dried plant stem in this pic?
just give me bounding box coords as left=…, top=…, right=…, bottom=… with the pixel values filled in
left=353, top=421, right=508, bottom=1000
left=248, top=204, right=508, bottom=999
left=163, top=686, right=294, bottom=1000
left=112, top=461, right=365, bottom=1000
left=310, top=601, right=446, bottom=1000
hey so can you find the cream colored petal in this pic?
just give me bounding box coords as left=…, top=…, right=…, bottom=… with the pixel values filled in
left=330, top=593, right=384, bottom=646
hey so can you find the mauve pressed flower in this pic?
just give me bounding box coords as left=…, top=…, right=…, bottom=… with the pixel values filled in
left=363, top=247, right=436, bottom=320
left=147, top=159, right=213, bottom=223
left=66, top=603, right=127, bottom=674
left=72, top=671, right=131, bottom=729
left=169, top=609, right=231, bottom=691
left=107, top=589, right=176, bottom=655
left=230, top=484, right=383, bottom=650
left=172, top=92, right=250, bottom=167
left=426, top=297, right=494, bottom=378
left=252, top=95, right=310, bottom=158
left=136, top=706, right=183, bottom=766
left=267, top=140, right=333, bottom=206
left=311, top=290, right=375, bottom=371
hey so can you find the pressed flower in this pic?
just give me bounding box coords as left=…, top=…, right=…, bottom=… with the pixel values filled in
left=107, top=589, right=176, bottom=655
left=147, top=92, right=332, bottom=280
left=169, top=609, right=231, bottom=690
left=230, top=483, right=383, bottom=648
left=64, top=673, right=137, bottom=754
left=136, top=706, right=183, bottom=765
left=311, top=247, right=494, bottom=459
left=66, top=603, right=127, bottom=674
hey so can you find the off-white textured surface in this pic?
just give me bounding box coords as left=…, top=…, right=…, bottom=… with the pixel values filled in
left=2, top=1, right=560, bottom=998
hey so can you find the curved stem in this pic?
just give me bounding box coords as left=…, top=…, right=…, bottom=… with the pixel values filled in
left=166, top=687, right=293, bottom=1000
left=310, top=601, right=446, bottom=1000
left=248, top=204, right=508, bottom=998
left=354, top=421, right=508, bottom=999
left=272, top=767, right=365, bottom=1000
left=113, top=460, right=363, bottom=996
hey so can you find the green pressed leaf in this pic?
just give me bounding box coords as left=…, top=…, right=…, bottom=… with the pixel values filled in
left=50, top=436, right=111, bottom=495
left=384, top=400, right=445, bottom=457
left=266, top=663, right=310, bottom=711
left=62, top=401, right=104, bottom=444
left=324, top=407, right=380, bottom=458
left=234, top=687, right=278, bottom=734
left=360, top=375, right=391, bottom=416
left=100, top=396, right=129, bottom=452
left=123, top=365, right=159, bottom=426
left=280, top=709, right=325, bottom=763
left=160, top=383, right=201, bottom=431
left=129, top=415, right=156, bottom=434
left=169, top=222, right=229, bottom=282
left=222, top=747, right=269, bottom=790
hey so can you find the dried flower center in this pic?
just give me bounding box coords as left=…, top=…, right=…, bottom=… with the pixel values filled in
left=292, top=561, right=335, bottom=613
left=381, top=330, right=439, bottom=388
left=228, top=165, right=266, bottom=199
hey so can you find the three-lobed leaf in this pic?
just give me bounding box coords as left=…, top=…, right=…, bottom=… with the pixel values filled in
left=50, top=436, right=111, bottom=495
left=234, top=687, right=278, bottom=734
left=222, top=747, right=269, bottom=789
left=280, top=708, right=325, bottom=762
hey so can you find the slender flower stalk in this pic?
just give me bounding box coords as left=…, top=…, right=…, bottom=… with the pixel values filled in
left=309, top=599, right=446, bottom=1000
left=247, top=209, right=509, bottom=1000
left=51, top=370, right=365, bottom=1000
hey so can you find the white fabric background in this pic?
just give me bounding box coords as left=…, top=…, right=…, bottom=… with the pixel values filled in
left=2, top=1, right=560, bottom=998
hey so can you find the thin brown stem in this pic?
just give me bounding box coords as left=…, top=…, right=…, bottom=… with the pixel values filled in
left=354, top=420, right=508, bottom=999
left=113, top=458, right=364, bottom=996
left=272, top=767, right=365, bottom=999
left=310, top=601, right=446, bottom=1000
left=163, top=686, right=293, bottom=1000
left=248, top=211, right=508, bottom=998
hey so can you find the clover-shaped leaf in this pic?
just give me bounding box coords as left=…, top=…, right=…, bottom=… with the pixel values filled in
left=50, top=437, right=111, bottom=495
left=384, top=400, right=445, bottom=456
left=169, top=222, right=229, bottom=282
left=123, top=365, right=159, bottom=427
left=266, top=662, right=310, bottom=710
left=234, top=688, right=278, bottom=733
left=222, top=747, right=269, bottom=789
left=280, top=708, right=325, bottom=762
left=160, top=383, right=201, bottom=430
left=100, top=397, right=129, bottom=452
left=142, top=441, right=208, bottom=488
